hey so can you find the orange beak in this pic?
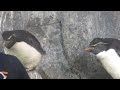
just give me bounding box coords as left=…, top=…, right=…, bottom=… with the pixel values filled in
left=85, top=47, right=94, bottom=52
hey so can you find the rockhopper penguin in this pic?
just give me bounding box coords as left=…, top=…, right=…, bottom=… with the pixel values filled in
left=85, top=38, right=120, bottom=79
left=2, top=30, right=46, bottom=76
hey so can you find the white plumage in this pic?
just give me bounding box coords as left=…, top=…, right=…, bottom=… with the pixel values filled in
left=4, top=41, right=42, bottom=71
left=96, top=49, right=120, bottom=79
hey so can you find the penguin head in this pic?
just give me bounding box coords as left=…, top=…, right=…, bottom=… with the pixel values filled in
left=85, top=38, right=120, bottom=55
left=2, top=31, right=18, bottom=49
left=2, top=30, right=46, bottom=55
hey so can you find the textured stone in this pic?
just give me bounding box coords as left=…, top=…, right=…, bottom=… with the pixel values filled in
left=1, top=11, right=120, bottom=79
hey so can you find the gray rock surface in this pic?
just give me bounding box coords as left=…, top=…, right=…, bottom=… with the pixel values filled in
left=1, top=11, right=120, bottom=79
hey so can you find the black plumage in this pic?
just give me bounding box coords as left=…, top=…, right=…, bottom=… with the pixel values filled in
left=0, top=52, right=30, bottom=79
left=86, top=38, right=120, bottom=55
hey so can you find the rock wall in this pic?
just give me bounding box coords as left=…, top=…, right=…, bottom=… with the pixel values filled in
left=0, top=11, right=120, bottom=79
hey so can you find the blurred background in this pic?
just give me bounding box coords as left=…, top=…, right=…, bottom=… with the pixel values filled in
left=1, top=11, right=120, bottom=79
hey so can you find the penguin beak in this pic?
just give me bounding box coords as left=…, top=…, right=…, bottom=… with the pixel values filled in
left=3, top=41, right=9, bottom=47
left=85, top=47, right=94, bottom=52
left=3, top=40, right=13, bottom=49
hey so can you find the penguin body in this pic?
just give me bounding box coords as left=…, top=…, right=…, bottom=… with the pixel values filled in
left=2, top=30, right=46, bottom=71
left=4, top=41, right=42, bottom=71
left=96, top=49, right=120, bottom=79
left=85, top=38, right=120, bottom=79
left=0, top=52, right=30, bottom=79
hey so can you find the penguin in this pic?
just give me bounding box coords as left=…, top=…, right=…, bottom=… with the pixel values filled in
left=0, top=52, right=30, bottom=79
left=2, top=30, right=46, bottom=72
left=85, top=38, right=120, bottom=79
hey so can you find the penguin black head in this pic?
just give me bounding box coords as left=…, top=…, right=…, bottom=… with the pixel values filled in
left=85, top=38, right=120, bottom=55
left=2, top=30, right=46, bottom=55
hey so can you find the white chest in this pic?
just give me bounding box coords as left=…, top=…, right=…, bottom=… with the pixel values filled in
left=4, top=41, right=42, bottom=71
left=96, top=49, right=120, bottom=79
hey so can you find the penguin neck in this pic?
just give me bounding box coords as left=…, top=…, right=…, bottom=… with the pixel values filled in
left=96, top=49, right=120, bottom=79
